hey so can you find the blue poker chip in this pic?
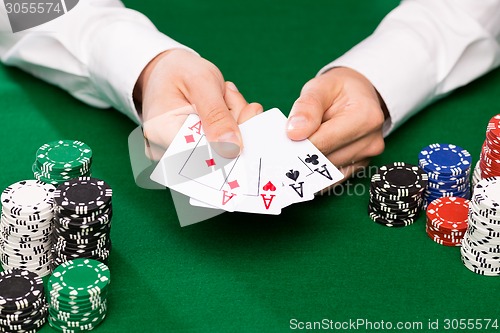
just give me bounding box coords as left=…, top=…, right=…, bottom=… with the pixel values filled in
left=419, top=143, right=472, bottom=176
left=427, top=174, right=470, bottom=187
left=427, top=179, right=470, bottom=191
left=425, top=185, right=471, bottom=196
left=424, top=191, right=471, bottom=205
left=427, top=186, right=469, bottom=195
left=427, top=171, right=470, bottom=182
left=425, top=184, right=470, bottom=193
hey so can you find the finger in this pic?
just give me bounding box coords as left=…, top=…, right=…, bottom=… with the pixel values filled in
left=144, top=138, right=167, bottom=161
left=286, top=76, right=337, bottom=141
left=142, top=104, right=196, bottom=153
left=224, top=81, right=247, bottom=121
left=237, top=103, right=264, bottom=124
left=188, top=77, right=242, bottom=158
left=309, top=103, right=385, bottom=156
left=322, top=132, right=385, bottom=168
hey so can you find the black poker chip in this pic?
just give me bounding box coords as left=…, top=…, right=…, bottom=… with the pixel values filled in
left=54, top=177, right=112, bottom=215
left=0, top=269, right=44, bottom=311
left=370, top=162, right=428, bottom=196
left=368, top=162, right=427, bottom=228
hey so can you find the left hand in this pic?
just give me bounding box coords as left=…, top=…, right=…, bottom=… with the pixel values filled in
left=286, top=67, right=388, bottom=183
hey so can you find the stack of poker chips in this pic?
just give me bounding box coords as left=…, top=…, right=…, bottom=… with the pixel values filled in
left=51, top=177, right=113, bottom=269
left=368, top=162, right=428, bottom=227
left=33, top=140, right=92, bottom=186
left=418, top=143, right=472, bottom=208
left=478, top=114, right=500, bottom=179
left=461, top=177, right=500, bottom=276
left=0, top=269, right=48, bottom=332
left=425, top=197, right=469, bottom=246
left=47, top=258, right=110, bottom=332
left=0, top=180, right=56, bottom=277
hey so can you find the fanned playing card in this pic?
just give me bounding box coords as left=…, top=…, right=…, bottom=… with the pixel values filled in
left=151, top=108, right=343, bottom=217
left=149, top=114, right=242, bottom=211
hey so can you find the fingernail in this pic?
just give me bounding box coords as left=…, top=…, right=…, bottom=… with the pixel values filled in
left=286, top=115, right=307, bottom=131
left=226, top=81, right=239, bottom=92
left=210, top=132, right=242, bottom=158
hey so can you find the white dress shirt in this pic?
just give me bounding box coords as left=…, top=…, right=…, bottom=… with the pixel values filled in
left=321, top=0, right=500, bottom=135
left=1, top=0, right=499, bottom=134
left=0, top=0, right=194, bottom=123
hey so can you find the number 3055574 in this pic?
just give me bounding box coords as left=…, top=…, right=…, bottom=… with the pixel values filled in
left=4, top=2, right=62, bottom=14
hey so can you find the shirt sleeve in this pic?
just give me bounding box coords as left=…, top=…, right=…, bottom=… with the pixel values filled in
left=319, top=0, right=500, bottom=136
left=0, top=0, right=197, bottom=124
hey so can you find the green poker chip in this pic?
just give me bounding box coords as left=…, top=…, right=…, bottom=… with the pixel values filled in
left=35, top=140, right=92, bottom=172
left=47, top=259, right=110, bottom=332
left=48, top=259, right=110, bottom=298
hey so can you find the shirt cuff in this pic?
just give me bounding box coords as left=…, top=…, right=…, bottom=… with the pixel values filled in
left=86, top=19, right=198, bottom=124
left=317, top=28, right=436, bottom=137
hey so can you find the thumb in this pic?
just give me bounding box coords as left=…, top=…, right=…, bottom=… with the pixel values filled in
left=286, top=79, right=331, bottom=141
left=189, top=79, right=243, bottom=159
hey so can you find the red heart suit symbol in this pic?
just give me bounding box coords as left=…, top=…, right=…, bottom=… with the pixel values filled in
left=6, top=0, right=79, bottom=33
left=262, top=181, right=276, bottom=192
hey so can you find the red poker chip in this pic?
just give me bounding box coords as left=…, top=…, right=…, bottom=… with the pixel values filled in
left=486, top=115, right=500, bottom=138
left=482, top=144, right=500, bottom=158
left=426, top=223, right=465, bottom=238
left=426, top=229, right=462, bottom=247
left=480, top=162, right=500, bottom=174
left=426, top=197, right=469, bottom=232
left=426, top=226, right=464, bottom=241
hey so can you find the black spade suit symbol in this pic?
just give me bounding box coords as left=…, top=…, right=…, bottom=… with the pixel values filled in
left=286, top=170, right=300, bottom=181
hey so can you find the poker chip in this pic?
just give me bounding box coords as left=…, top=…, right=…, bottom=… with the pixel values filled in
left=479, top=115, right=500, bottom=180
left=471, top=177, right=500, bottom=212
left=47, top=259, right=110, bottom=332
left=461, top=177, right=500, bottom=276
left=33, top=140, right=92, bottom=186
left=418, top=143, right=472, bottom=208
left=51, top=177, right=113, bottom=270
left=368, top=162, right=427, bottom=227
left=425, top=197, right=469, bottom=246
left=419, top=143, right=472, bottom=176
left=0, top=180, right=55, bottom=277
left=371, top=163, right=428, bottom=196
left=54, top=178, right=112, bottom=215
left=472, top=160, right=482, bottom=190
left=0, top=269, right=48, bottom=332
left=1, top=180, right=55, bottom=217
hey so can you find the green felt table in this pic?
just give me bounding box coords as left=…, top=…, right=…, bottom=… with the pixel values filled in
left=1, top=0, right=500, bottom=332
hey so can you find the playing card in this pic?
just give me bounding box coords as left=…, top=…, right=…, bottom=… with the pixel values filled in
left=234, top=108, right=343, bottom=208
left=189, top=112, right=285, bottom=214
left=152, top=108, right=343, bottom=216
left=150, top=114, right=242, bottom=211
left=230, top=156, right=283, bottom=214
left=279, top=146, right=344, bottom=208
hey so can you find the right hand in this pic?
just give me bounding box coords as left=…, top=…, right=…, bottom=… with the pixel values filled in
left=134, top=49, right=263, bottom=160
left=286, top=67, right=388, bottom=183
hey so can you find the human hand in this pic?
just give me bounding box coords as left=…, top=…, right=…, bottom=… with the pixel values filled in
left=134, top=49, right=263, bottom=160
left=286, top=67, right=388, bottom=182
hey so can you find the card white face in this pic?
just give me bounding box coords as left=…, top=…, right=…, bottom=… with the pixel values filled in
left=177, top=135, right=240, bottom=192
left=150, top=114, right=240, bottom=211
left=237, top=108, right=343, bottom=208
left=152, top=108, right=344, bottom=219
